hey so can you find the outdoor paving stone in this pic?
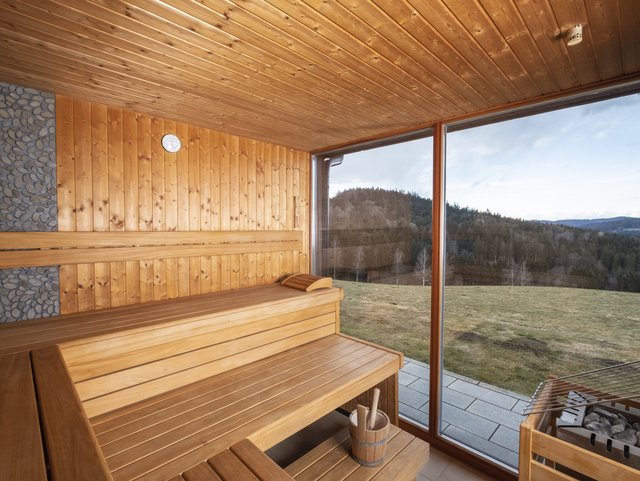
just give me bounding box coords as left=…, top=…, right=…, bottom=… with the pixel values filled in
left=442, top=387, right=474, bottom=410
left=448, top=379, right=517, bottom=410
left=444, top=370, right=479, bottom=385
left=490, top=425, right=520, bottom=451
left=479, top=381, right=531, bottom=401
left=400, top=384, right=428, bottom=409
left=466, top=399, right=525, bottom=431
left=400, top=402, right=428, bottom=425
left=442, top=373, right=456, bottom=387
left=443, top=425, right=519, bottom=469
left=512, top=399, right=530, bottom=414
left=407, top=377, right=429, bottom=394
left=402, top=361, right=429, bottom=379
left=409, top=358, right=429, bottom=368
left=441, top=403, right=498, bottom=440
left=399, top=370, right=418, bottom=386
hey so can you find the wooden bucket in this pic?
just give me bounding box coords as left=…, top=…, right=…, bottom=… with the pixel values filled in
left=349, top=408, right=390, bottom=467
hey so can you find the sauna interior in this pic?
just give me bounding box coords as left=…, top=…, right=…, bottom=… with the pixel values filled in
left=1, top=2, right=639, bottom=481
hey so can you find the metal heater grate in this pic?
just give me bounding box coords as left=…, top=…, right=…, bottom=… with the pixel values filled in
left=523, top=360, right=640, bottom=415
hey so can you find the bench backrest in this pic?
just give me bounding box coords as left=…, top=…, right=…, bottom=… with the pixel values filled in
left=59, top=284, right=342, bottom=418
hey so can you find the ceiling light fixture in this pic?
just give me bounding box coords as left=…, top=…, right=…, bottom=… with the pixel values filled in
left=566, top=24, right=583, bottom=46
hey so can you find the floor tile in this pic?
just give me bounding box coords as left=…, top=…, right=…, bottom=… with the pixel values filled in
left=449, top=379, right=518, bottom=410
left=399, top=370, right=419, bottom=386
left=490, top=425, right=519, bottom=451
left=466, top=399, right=524, bottom=431
left=443, top=425, right=519, bottom=468
left=408, top=377, right=429, bottom=394
left=400, top=402, right=429, bottom=425
left=403, top=361, right=429, bottom=378
left=400, top=384, right=429, bottom=409
left=419, top=447, right=452, bottom=480
left=443, top=386, right=475, bottom=409
left=441, top=403, right=498, bottom=440
left=437, top=457, right=497, bottom=481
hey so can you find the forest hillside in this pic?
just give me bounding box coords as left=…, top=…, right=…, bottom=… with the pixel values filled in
left=324, top=188, right=640, bottom=293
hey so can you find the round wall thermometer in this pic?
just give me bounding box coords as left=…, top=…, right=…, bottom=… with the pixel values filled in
left=161, top=133, right=181, bottom=153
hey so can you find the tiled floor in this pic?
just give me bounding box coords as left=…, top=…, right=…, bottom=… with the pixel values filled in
left=399, top=357, right=530, bottom=469
left=268, top=411, right=498, bottom=481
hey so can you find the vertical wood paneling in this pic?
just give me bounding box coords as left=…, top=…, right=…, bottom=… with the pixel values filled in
left=107, top=107, right=126, bottom=307
left=176, top=122, right=190, bottom=297
left=56, top=96, right=77, bottom=314
left=199, top=127, right=212, bottom=294
left=74, top=99, right=95, bottom=312
left=137, top=114, right=154, bottom=304
left=54, top=96, right=310, bottom=314
left=164, top=120, right=179, bottom=300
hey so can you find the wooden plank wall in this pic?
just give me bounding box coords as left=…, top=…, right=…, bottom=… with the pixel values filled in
left=55, top=95, right=310, bottom=315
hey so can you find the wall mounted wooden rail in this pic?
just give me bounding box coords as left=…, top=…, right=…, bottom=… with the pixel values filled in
left=0, top=231, right=302, bottom=269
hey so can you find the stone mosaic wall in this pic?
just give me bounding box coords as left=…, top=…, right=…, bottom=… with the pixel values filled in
left=0, top=82, right=59, bottom=322
left=0, top=267, right=60, bottom=320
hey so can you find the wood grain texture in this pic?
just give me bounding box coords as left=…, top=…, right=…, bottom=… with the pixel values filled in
left=0, top=1, right=637, bottom=151
left=31, top=345, right=113, bottom=481
left=27, top=95, right=311, bottom=313
left=0, top=352, right=47, bottom=481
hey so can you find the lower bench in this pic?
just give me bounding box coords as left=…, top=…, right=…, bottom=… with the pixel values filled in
left=285, top=425, right=430, bottom=481
left=90, top=335, right=400, bottom=481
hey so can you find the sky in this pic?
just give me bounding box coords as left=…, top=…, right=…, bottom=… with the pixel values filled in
left=329, top=92, right=640, bottom=221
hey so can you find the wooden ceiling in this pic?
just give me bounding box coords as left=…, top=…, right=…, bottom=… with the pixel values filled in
left=0, top=1, right=639, bottom=152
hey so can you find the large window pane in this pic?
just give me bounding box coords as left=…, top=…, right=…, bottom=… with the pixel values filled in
left=443, top=93, right=640, bottom=469
left=319, top=137, right=433, bottom=427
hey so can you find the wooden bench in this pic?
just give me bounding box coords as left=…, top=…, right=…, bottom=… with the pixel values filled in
left=0, top=282, right=406, bottom=481
left=0, top=351, right=47, bottom=481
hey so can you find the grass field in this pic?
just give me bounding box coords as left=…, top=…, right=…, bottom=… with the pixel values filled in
left=336, top=280, right=640, bottom=396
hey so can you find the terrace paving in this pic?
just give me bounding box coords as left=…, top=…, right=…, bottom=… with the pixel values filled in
left=399, top=358, right=531, bottom=469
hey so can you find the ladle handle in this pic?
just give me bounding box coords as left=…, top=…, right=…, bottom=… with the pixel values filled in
left=369, top=388, right=380, bottom=429
left=357, top=404, right=367, bottom=437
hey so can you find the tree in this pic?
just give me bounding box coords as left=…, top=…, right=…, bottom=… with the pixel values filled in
left=353, top=246, right=365, bottom=282
left=393, top=247, right=404, bottom=285
left=414, top=246, right=431, bottom=286
left=329, top=237, right=341, bottom=279
left=518, top=260, right=532, bottom=286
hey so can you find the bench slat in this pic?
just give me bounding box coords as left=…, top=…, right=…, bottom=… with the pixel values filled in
left=182, top=462, right=223, bottom=481
left=230, top=439, right=296, bottom=481
left=208, top=449, right=261, bottom=481
left=0, top=351, right=47, bottom=481
left=31, top=345, right=113, bottom=481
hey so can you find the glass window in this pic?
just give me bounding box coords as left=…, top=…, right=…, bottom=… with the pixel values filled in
left=317, top=136, right=433, bottom=427
left=442, top=93, right=640, bottom=468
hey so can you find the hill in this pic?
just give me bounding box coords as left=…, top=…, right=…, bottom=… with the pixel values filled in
left=326, top=188, right=640, bottom=293
left=546, top=216, right=640, bottom=237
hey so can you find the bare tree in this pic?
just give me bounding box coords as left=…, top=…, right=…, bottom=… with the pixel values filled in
left=393, top=247, right=404, bottom=285
left=353, top=246, right=365, bottom=282
left=507, top=257, right=517, bottom=286
left=519, top=260, right=532, bottom=286
left=329, top=237, right=341, bottom=279
left=414, top=246, right=431, bottom=286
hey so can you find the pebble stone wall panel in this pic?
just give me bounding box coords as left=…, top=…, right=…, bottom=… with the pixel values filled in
left=0, top=82, right=59, bottom=322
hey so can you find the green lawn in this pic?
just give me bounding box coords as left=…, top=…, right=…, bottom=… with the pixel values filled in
left=336, top=280, right=640, bottom=396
